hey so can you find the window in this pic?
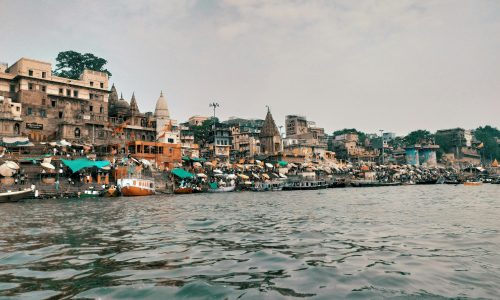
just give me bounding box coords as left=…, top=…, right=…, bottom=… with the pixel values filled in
left=89, top=94, right=94, bottom=100
left=16, top=107, right=20, bottom=112
left=100, top=82, right=104, bottom=88
left=59, top=88, right=63, bottom=94
left=40, top=109, right=46, bottom=117
left=59, top=111, right=63, bottom=118
left=14, top=123, right=20, bottom=135
left=41, top=85, right=46, bottom=92
left=42, top=98, right=46, bottom=105
left=29, top=70, right=33, bottom=76
left=28, top=83, right=33, bottom=90
left=42, top=72, right=46, bottom=78
left=168, top=138, right=174, bottom=143
left=51, top=100, right=56, bottom=107
left=99, top=106, right=103, bottom=113
left=9, top=85, right=15, bottom=92
left=66, top=89, right=71, bottom=96
left=89, top=106, right=93, bottom=112
left=90, top=81, right=94, bottom=87
left=74, top=128, right=81, bottom=137
left=27, top=107, right=32, bottom=115
left=73, top=90, right=78, bottom=97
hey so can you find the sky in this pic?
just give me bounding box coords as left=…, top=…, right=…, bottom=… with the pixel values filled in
left=1, top=0, right=499, bottom=135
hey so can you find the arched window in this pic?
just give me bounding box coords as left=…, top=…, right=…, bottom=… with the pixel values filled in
left=141, top=134, right=146, bottom=141
left=141, top=119, right=146, bottom=127
left=75, top=127, right=81, bottom=138
left=14, top=123, right=20, bottom=135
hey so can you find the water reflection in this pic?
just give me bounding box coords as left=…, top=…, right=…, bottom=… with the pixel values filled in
left=0, top=185, right=499, bottom=299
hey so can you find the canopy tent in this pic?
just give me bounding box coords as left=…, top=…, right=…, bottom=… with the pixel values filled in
left=277, top=160, right=288, bottom=167
left=61, top=159, right=111, bottom=173
left=0, top=137, right=33, bottom=147
left=0, top=163, right=16, bottom=177
left=171, top=168, right=195, bottom=179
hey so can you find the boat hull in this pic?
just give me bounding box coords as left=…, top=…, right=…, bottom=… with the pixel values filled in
left=121, top=186, right=155, bottom=196
left=207, top=186, right=236, bottom=193
left=0, top=189, right=33, bottom=203
left=174, top=187, right=193, bottom=194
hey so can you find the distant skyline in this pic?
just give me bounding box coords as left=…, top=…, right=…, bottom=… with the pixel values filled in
left=1, top=0, right=499, bottom=135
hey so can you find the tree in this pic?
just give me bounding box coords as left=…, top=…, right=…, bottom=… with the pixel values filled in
left=190, top=118, right=219, bottom=149
left=403, top=130, right=434, bottom=146
left=474, top=126, right=500, bottom=161
left=53, top=51, right=112, bottom=80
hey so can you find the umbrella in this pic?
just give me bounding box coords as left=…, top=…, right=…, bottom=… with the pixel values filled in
left=213, top=169, right=223, bottom=174
left=244, top=181, right=253, bottom=185
left=5, top=161, right=19, bottom=170
left=193, top=162, right=202, bottom=168
left=227, top=174, right=237, bottom=179
left=265, top=163, right=273, bottom=168
left=238, top=174, right=249, bottom=180
left=41, top=162, right=55, bottom=170
left=279, top=173, right=287, bottom=179
left=0, top=163, right=16, bottom=177
left=196, top=173, right=207, bottom=178
left=262, top=173, right=270, bottom=179
left=204, top=161, right=213, bottom=166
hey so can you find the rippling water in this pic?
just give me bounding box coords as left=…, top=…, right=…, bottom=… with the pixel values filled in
left=1, top=185, right=499, bottom=299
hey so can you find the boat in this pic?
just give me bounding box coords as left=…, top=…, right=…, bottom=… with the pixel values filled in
left=282, top=180, right=328, bottom=190
left=464, top=180, right=482, bottom=186
left=79, top=189, right=102, bottom=198
left=416, top=179, right=438, bottom=184
left=207, top=184, right=236, bottom=193
left=117, top=177, right=155, bottom=196
left=350, top=180, right=401, bottom=187
left=328, top=179, right=347, bottom=188
left=103, top=185, right=119, bottom=197
left=250, top=181, right=284, bottom=192
left=174, top=186, right=193, bottom=194
left=0, top=188, right=34, bottom=203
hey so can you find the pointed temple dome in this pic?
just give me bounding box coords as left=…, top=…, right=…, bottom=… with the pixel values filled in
left=154, top=91, right=170, bottom=118
left=259, top=108, right=280, bottom=138
left=130, top=92, right=139, bottom=113
left=115, top=92, right=130, bottom=110
left=109, top=84, right=118, bottom=103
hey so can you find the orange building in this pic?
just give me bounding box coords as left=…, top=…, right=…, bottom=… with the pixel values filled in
left=127, top=140, right=181, bottom=169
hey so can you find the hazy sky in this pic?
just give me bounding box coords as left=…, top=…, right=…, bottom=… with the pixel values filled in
left=1, top=0, right=499, bottom=135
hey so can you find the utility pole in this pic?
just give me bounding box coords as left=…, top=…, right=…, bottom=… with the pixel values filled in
left=379, top=129, right=384, bottom=165
left=209, top=102, right=219, bottom=159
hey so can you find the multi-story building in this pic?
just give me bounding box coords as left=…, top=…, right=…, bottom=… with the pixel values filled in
left=0, top=58, right=110, bottom=143
left=285, top=115, right=308, bottom=137
left=225, top=117, right=264, bottom=159
left=0, top=95, right=22, bottom=137
left=435, top=128, right=480, bottom=164
left=205, top=123, right=232, bottom=161
left=179, top=124, right=200, bottom=158
left=188, top=115, right=209, bottom=126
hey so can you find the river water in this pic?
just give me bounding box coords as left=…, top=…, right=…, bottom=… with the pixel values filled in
left=0, top=185, right=499, bottom=299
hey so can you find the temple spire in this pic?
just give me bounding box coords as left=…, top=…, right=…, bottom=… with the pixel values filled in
left=130, top=92, right=139, bottom=113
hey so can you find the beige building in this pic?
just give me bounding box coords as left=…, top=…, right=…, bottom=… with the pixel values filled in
left=0, top=58, right=109, bottom=143
left=188, top=115, right=209, bottom=126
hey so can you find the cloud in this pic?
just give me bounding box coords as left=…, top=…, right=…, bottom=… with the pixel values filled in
left=1, top=0, right=499, bottom=135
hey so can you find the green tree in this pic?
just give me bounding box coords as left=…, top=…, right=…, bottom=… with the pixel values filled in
left=403, top=130, right=434, bottom=146
left=474, top=125, right=500, bottom=161
left=190, top=117, right=219, bottom=149
left=53, top=51, right=112, bottom=79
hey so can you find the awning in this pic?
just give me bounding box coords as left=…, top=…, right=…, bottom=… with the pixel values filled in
left=61, top=159, right=111, bottom=173
left=171, top=168, right=194, bottom=179
left=278, top=160, right=288, bottom=167
left=0, top=137, right=33, bottom=147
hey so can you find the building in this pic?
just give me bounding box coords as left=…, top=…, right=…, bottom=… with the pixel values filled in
left=436, top=128, right=480, bottom=164
left=0, top=95, right=22, bottom=137
left=179, top=124, right=200, bottom=158
left=154, top=91, right=180, bottom=144
left=225, top=117, right=263, bottom=159
left=205, top=122, right=232, bottom=161
left=285, top=115, right=308, bottom=137
left=188, top=115, right=209, bottom=126
left=259, top=109, right=282, bottom=156
left=405, top=144, right=439, bottom=167
left=0, top=57, right=110, bottom=143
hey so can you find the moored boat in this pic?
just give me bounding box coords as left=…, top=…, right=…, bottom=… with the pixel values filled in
left=283, top=180, right=328, bottom=190
left=464, top=181, right=482, bottom=186
left=118, top=177, right=155, bottom=196
left=174, top=187, right=194, bottom=194
left=103, top=185, right=119, bottom=197
left=350, top=180, right=401, bottom=187
left=0, top=188, right=34, bottom=203
left=207, top=185, right=236, bottom=193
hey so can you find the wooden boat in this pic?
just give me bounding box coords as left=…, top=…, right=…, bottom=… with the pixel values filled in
left=118, top=177, right=155, bottom=196
left=0, top=188, right=34, bottom=203
left=79, top=190, right=102, bottom=198
left=207, top=185, right=236, bottom=193
left=103, top=185, right=119, bottom=197
left=174, top=187, right=193, bottom=194
left=464, top=181, right=482, bottom=186
left=250, top=181, right=284, bottom=192
left=350, top=180, right=401, bottom=187
left=328, top=180, right=347, bottom=188
left=283, top=180, right=328, bottom=190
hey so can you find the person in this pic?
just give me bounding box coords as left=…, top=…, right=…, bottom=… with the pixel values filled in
left=55, top=180, right=59, bottom=192
left=14, top=177, right=18, bottom=185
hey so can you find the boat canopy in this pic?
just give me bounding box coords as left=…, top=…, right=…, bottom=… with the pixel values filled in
left=171, top=168, right=195, bottom=179
left=61, top=159, right=111, bottom=173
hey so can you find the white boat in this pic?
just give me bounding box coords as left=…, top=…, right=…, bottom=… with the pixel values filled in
left=0, top=188, right=34, bottom=203
left=207, top=185, right=236, bottom=193
left=283, top=180, right=328, bottom=190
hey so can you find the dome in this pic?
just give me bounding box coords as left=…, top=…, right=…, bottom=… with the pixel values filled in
left=154, top=91, right=170, bottom=118
left=115, top=93, right=130, bottom=109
